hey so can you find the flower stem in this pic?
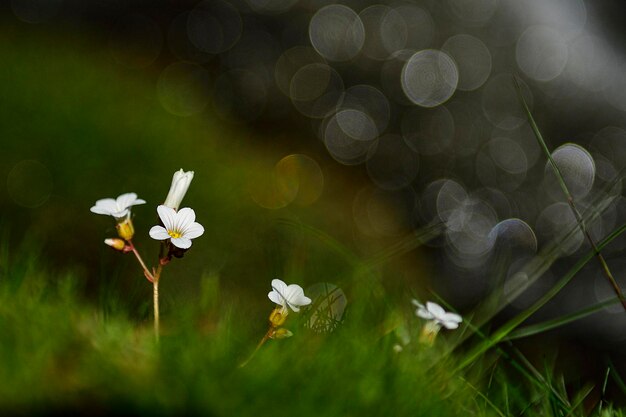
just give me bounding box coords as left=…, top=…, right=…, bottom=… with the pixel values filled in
left=152, top=264, right=163, bottom=342
left=513, top=76, right=626, bottom=312
left=153, top=280, right=160, bottom=342
left=239, top=328, right=273, bottom=368
left=127, top=240, right=154, bottom=282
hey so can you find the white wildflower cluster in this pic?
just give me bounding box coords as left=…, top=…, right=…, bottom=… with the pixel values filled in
left=90, top=169, right=204, bottom=339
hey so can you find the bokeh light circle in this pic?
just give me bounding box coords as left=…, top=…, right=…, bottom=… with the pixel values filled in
left=187, top=0, right=242, bottom=54
left=442, top=34, right=492, bottom=91
left=545, top=143, right=595, bottom=199
left=516, top=25, right=568, bottom=82
left=482, top=73, right=533, bottom=130
left=401, top=49, right=458, bottom=108
left=309, top=5, right=365, bottom=62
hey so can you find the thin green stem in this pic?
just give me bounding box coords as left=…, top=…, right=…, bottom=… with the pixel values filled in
left=456, top=223, right=626, bottom=371
left=513, top=76, right=626, bottom=312
left=239, top=328, right=273, bottom=368
left=127, top=240, right=154, bottom=282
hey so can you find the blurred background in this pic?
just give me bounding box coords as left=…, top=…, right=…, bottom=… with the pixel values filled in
left=2, top=0, right=626, bottom=382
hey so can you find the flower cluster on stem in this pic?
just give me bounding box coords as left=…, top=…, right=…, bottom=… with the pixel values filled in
left=90, top=169, right=202, bottom=341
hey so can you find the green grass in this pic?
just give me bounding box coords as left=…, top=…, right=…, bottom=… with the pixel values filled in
left=2, top=19, right=626, bottom=417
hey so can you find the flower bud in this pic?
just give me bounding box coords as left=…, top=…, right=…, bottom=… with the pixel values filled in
left=116, top=217, right=135, bottom=240
left=418, top=321, right=441, bottom=346
left=104, top=238, right=126, bottom=251
left=269, top=307, right=288, bottom=327
left=271, top=328, right=293, bottom=339
left=163, top=169, right=194, bottom=210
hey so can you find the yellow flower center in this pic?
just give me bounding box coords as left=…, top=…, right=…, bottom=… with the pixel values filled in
left=168, top=230, right=182, bottom=239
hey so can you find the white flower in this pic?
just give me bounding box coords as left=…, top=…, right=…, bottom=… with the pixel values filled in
left=149, top=205, right=204, bottom=249
left=411, top=299, right=462, bottom=330
left=163, top=169, right=194, bottom=210
left=268, top=279, right=312, bottom=313
left=90, top=193, right=146, bottom=219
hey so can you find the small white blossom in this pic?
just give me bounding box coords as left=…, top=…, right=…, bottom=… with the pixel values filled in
left=268, top=279, right=312, bottom=313
left=411, top=299, right=462, bottom=330
left=149, top=205, right=204, bottom=249
left=163, top=169, right=194, bottom=211
left=90, top=193, right=146, bottom=219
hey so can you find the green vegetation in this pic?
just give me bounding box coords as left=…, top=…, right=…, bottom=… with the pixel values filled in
left=1, top=21, right=626, bottom=416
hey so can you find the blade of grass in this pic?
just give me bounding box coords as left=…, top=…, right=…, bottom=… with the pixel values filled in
left=598, top=367, right=611, bottom=416
left=459, top=377, right=507, bottom=417
left=513, top=75, right=626, bottom=311
left=456, top=223, right=626, bottom=371
left=434, top=294, right=571, bottom=408
left=506, top=297, right=620, bottom=340
left=447, top=171, right=621, bottom=352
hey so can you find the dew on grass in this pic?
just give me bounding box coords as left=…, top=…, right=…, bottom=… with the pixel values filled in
left=401, top=49, right=458, bottom=108
left=544, top=143, right=595, bottom=199
left=442, top=34, right=492, bottom=91
left=7, top=160, right=53, bottom=208
left=187, top=0, right=242, bottom=54
left=305, top=283, right=347, bottom=333
left=157, top=62, right=211, bottom=116
left=309, top=5, right=365, bottom=62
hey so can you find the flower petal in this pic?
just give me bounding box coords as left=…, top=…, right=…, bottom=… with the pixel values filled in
left=149, top=225, right=170, bottom=241
left=442, top=312, right=462, bottom=324
left=268, top=291, right=285, bottom=307
left=442, top=320, right=460, bottom=330
left=177, top=207, right=196, bottom=230
left=116, top=193, right=139, bottom=210
left=170, top=236, right=192, bottom=249
left=426, top=302, right=446, bottom=320
left=90, top=198, right=118, bottom=215
left=411, top=299, right=425, bottom=309
left=184, top=222, right=204, bottom=239
left=157, top=205, right=176, bottom=230
left=416, top=309, right=434, bottom=320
